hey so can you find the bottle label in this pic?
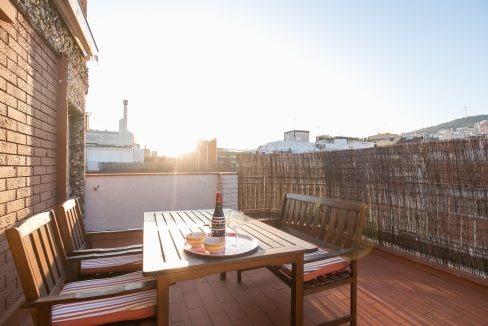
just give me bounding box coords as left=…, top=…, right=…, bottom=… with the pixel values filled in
left=211, top=218, right=226, bottom=237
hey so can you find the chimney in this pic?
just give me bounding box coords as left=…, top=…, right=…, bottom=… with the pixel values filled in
left=119, top=99, right=128, bottom=133
left=122, top=99, right=128, bottom=132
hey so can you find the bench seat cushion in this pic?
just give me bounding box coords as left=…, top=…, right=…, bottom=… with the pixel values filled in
left=80, top=253, right=143, bottom=275
left=52, top=272, right=156, bottom=326
left=280, top=248, right=349, bottom=282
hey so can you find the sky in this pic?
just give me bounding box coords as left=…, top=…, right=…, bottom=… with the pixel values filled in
left=85, top=0, right=488, bottom=156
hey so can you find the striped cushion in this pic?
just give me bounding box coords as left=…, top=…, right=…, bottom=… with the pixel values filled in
left=52, top=290, right=156, bottom=326
left=52, top=271, right=156, bottom=326
left=80, top=253, right=143, bottom=275
left=61, top=271, right=150, bottom=294
left=280, top=248, right=349, bottom=282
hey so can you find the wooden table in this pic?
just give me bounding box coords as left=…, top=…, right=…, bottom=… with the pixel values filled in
left=143, top=209, right=317, bottom=326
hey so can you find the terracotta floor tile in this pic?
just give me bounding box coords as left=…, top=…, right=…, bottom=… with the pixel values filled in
left=14, top=250, right=486, bottom=326
left=188, top=307, right=213, bottom=326
left=184, top=290, right=204, bottom=309
left=209, top=311, right=232, bottom=326
left=169, top=301, right=190, bottom=322
left=202, top=294, right=225, bottom=314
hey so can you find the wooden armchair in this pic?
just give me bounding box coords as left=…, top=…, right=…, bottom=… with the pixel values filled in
left=6, top=210, right=157, bottom=326
left=55, top=198, right=143, bottom=280
left=239, top=193, right=367, bottom=326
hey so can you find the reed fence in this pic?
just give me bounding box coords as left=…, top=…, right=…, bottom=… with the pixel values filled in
left=237, top=138, right=488, bottom=277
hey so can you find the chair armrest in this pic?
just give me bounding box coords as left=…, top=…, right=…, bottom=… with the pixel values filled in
left=66, top=248, right=142, bottom=261
left=24, top=280, right=156, bottom=307
left=70, top=244, right=143, bottom=256
left=86, top=229, right=143, bottom=248
left=86, top=228, right=143, bottom=237
left=304, top=246, right=362, bottom=263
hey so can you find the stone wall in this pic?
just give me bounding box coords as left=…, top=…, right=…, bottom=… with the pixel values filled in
left=0, top=0, right=89, bottom=321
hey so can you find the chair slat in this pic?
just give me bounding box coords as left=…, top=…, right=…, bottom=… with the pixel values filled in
left=30, top=230, right=55, bottom=293
left=324, top=207, right=338, bottom=243
left=334, top=211, right=347, bottom=247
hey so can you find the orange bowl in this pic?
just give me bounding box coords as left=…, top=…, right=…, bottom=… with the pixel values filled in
left=203, top=237, right=225, bottom=253
left=186, top=232, right=206, bottom=247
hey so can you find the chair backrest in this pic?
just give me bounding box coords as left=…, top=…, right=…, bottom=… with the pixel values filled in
left=6, top=211, right=67, bottom=302
left=55, top=198, right=89, bottom=254
left=280, top=193, right=367, bottom=249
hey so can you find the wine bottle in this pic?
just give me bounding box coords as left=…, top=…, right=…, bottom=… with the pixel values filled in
left=211, top=191, right=225, bottom=237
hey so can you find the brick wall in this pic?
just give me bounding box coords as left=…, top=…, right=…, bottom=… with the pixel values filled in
left=0, top=10, right=59, bottom=315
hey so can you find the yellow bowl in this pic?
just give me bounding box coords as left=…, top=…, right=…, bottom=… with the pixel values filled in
left=186, top=232, right=206, bottom=247
left=203, top=237, right=225, bottom=253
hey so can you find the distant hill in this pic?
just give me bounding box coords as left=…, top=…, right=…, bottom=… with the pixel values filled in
left=406, top=115, right=488, bottom=135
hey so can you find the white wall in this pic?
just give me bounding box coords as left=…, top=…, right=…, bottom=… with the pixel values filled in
left=86, top=147, right=145, bottom=171
left=85, top=173, right=238, bottom=231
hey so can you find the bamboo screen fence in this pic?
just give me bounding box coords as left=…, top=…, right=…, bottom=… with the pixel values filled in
left=237, top=138, right=488, bottom=277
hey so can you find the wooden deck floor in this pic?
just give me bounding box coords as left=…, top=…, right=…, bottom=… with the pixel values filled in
left=8, top=249, right=487, bottom=325
left=167, top=249, right=488, bottom=325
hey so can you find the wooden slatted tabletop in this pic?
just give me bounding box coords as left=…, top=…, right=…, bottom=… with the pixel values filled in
left=143, top=209, right=317, bottom=326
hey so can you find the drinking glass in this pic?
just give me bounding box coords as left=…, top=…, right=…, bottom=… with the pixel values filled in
left=231, top=211, right=245, bottom=248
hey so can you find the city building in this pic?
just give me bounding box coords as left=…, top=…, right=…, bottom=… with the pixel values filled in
left=257, top=130, right=375, bottom=154
left=86, top=100, right=145, bottom=172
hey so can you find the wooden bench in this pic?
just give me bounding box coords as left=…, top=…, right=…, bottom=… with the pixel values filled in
left=241, top=193, right=368, bottom=326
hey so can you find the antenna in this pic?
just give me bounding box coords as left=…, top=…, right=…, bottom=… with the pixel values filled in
left=464, top=106, right=469, bottom=117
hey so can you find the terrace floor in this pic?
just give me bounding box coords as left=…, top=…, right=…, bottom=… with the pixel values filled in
left=12, top=249, right=488, bottom=326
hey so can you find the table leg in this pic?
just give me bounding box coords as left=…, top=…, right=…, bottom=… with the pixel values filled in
left=157, top=275, right=170, bottom=326
left=291, top=255, right=304, bottom=326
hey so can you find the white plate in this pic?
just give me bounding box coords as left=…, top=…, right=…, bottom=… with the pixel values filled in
left=184, top=233, right=259, bottom=257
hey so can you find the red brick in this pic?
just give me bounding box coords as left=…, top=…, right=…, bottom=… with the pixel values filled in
left=17, top=100, right=32, bottom=116
left=16, top=206, right=32, bottom=220
left=0, top=166, right=16, bottom=178
left=17, top=144, right=33, bottom=156
left=0, top=75, right=5, bottom=90
left=0, top=212, right=16, bottom=229
left=0, top=190, right=16, bottom=204
left=0, top=140, right=16, bottom=153
left=0, top=153, right=6, bottom=164
left=8, top=36, right=27, bottom=61
left=0, top=26, right=7, bottom=43
left=41, top=157, right=55, bottom=166
left=0, top=115, right=18, bottom=131
left=34, top=147, right=47, bottom=157
left=40, top=174, right=52, bottom=183
left=16, top=186, right=32, bottom=199
left=17, top=77, right=34, bottom=97
left=16, top=166, right=32, bottom=176
left=0, top=203, right=5, bottom=216
left=7, top=177, right=26, bottom=189
left=0, top=39, right=17, bottom=63
left=17, top=123, right=34, bottom=137
left=7, top=58, right=27, bottom=82
left=7, top=83, right=26, bottom=102
left=32, top=184, right=45, bottom=194
left=6, top=130, right=26, bottom=144
left=26, top=176, right=40, bottom=186
left=2, top=20, right=17, bottom=39
left=32, top=200, right=46, bottom=214
left=0, top=129, right=5, bottom=141
left=0, top=102, right=6, bottom=115
left=7, top=154, right=25, bottom=166
left=7, top=198, right=24, bottom=213
left=33, top=166, right=46, bottom=175
left=25, top=156, right=40, bottom=166
left=7, top=106, right=26, bottom=123
left=0, top=88, right=17, bottom=108
left=0, top=179, right=5, bottom=191
left=25, top=193, right=40, bottom=206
